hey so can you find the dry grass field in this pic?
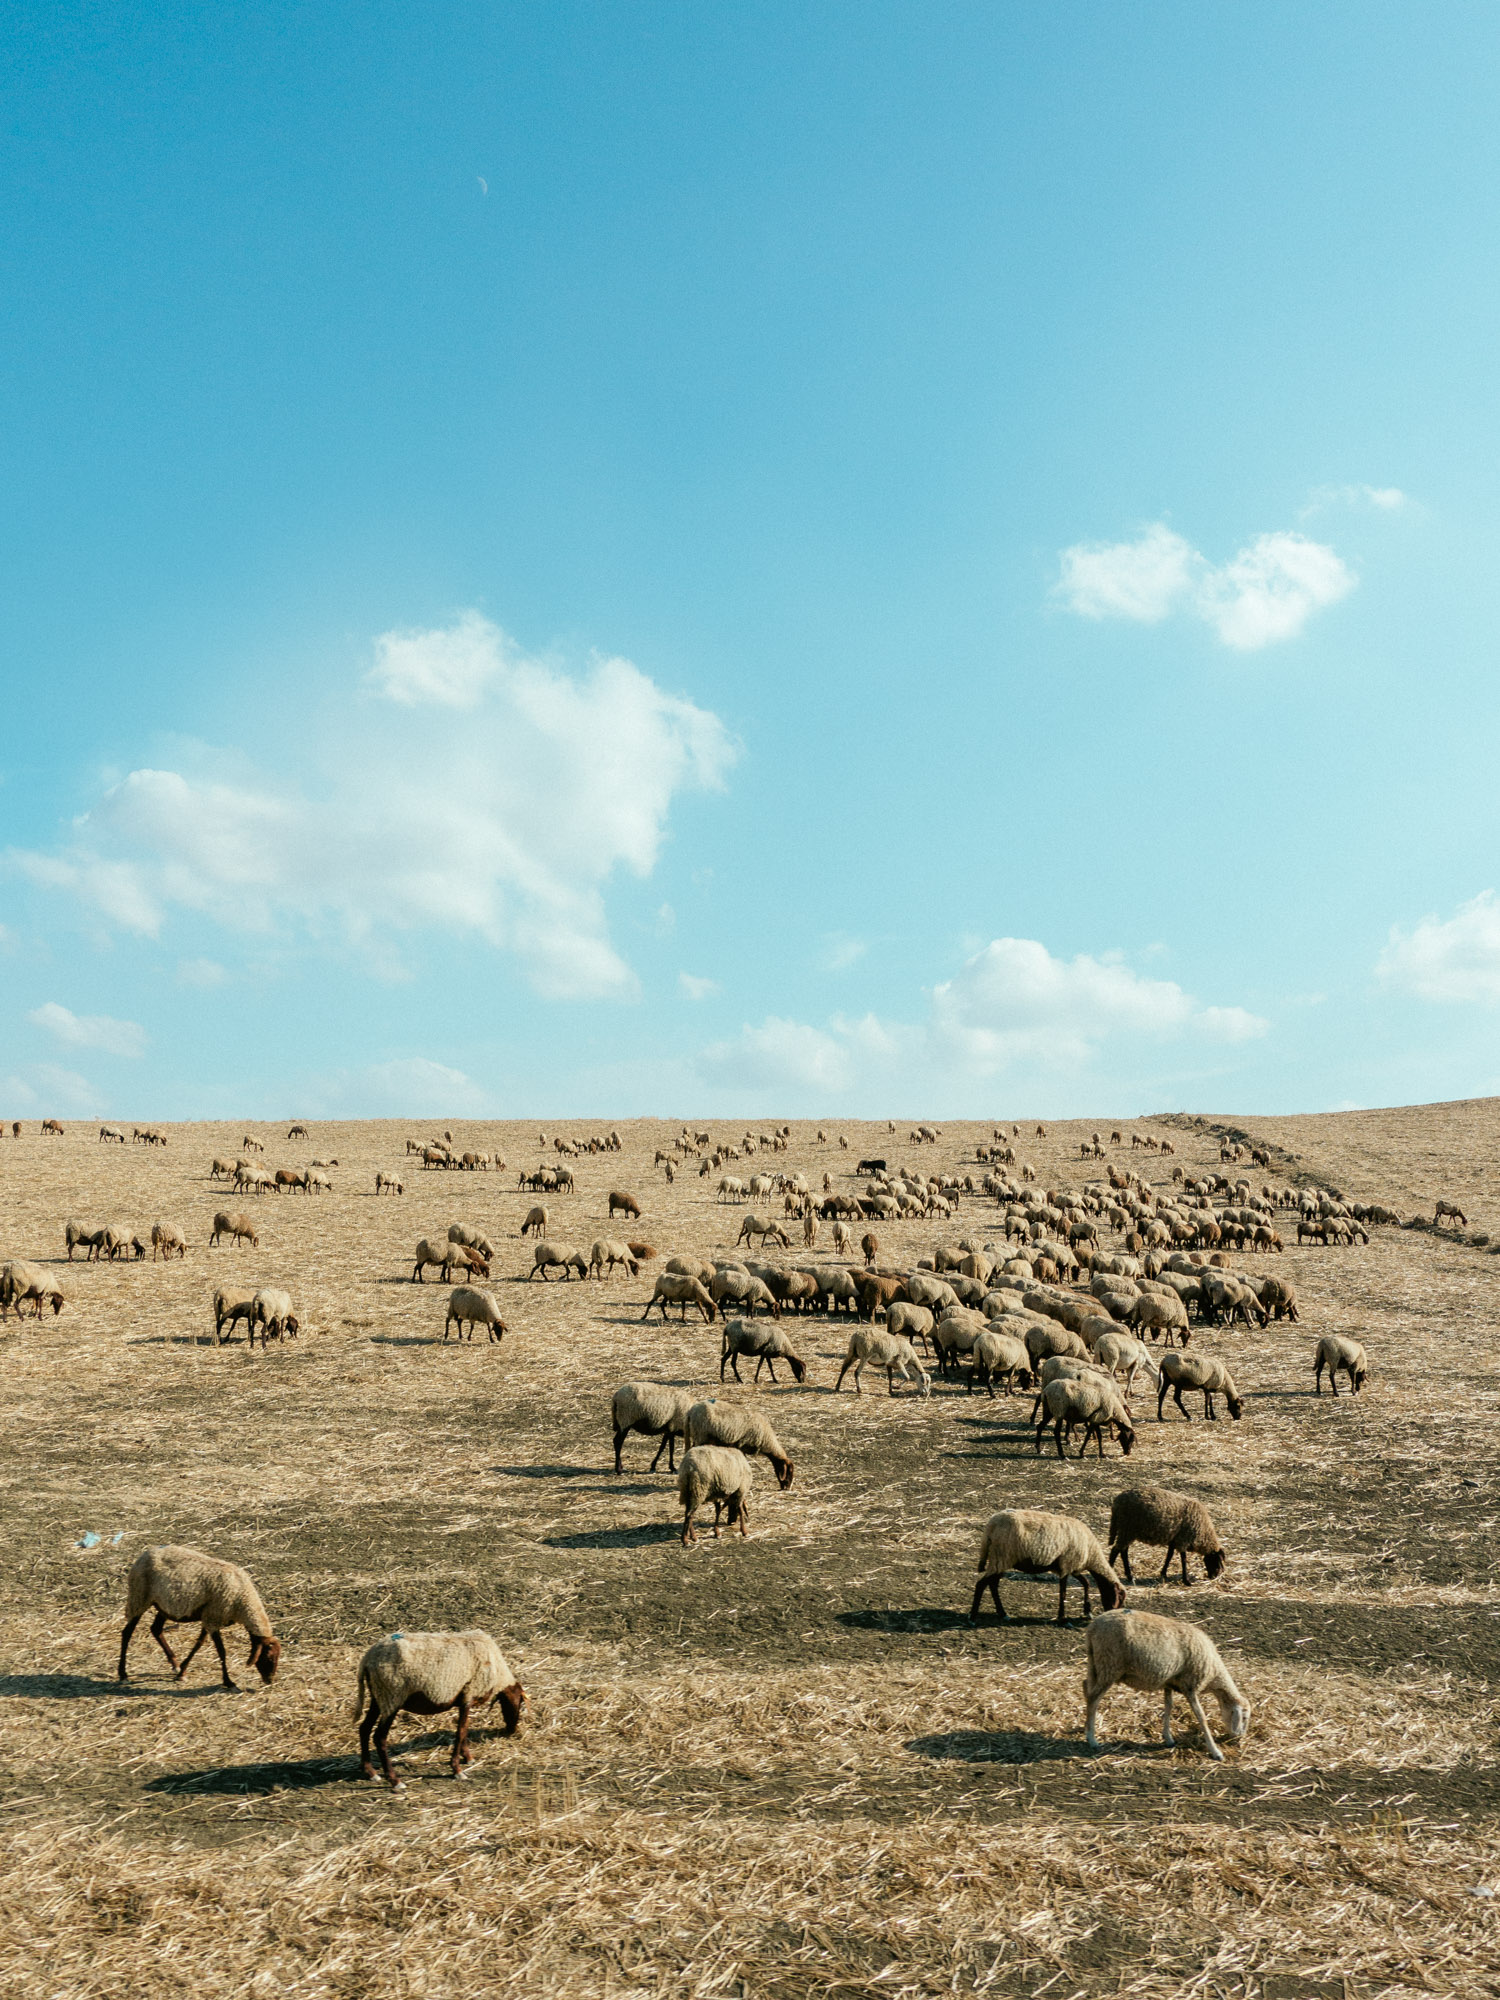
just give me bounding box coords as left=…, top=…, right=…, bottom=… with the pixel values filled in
left=1, top=1103, right=1497, bottom=1999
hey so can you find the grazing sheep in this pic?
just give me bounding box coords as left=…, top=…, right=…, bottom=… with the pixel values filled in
left=212, top=1286, right=256, bottom=1342
left=1108, top=1485, right=1226, bottom=1585
left=1092, top=1329, right=1162, bottom=1400
left=529, top=1241, right=588, bottom=1281
left=969, top=1508, right=1126, bottom=1625
left=719, top=1318, right=808, bottom=1385
left=251, top=1288, right=299, bottom=1345
left=1083, top=1609, right=1248, bottom=1761
left=1035, top=1376, right=1137, bottom=1460
left=709, top=1268, right=780, bottom=1319
left=118, top=1545, right=281, bottom=1689
left=628, top=1240, right=657, bottom=1263
left=612, top=1383, right=693, bottom=1473
left=210, top=1211, right=259, bottom=1249
left=99, top=1124, right=126, bottom=1144
left=209, top=1158, right=237, bottom=1181
left=736, top=1211, right=790, bottom=1250
left=443, top=1285, right=506, bottom=1341
left=834, top=1327, right=930, bottom=1397
left=885, top=1301, right=934, bottom=1351
left=1256, top=1274, right=1299, bottom=1322
left=354, top=1629, right=526, bottom=1790
left=0, top=1261, right=65, bottom=1319
left=968, top=1326, right=1032, bottom=1397
left=861, top=1231, right=880, bottom=1267
left=643, top=1272, right=717, bottom=1323
left=1435, top=1199, right=1468, bottom=1228
left=686, top=1401, right=795, bottom=1486
left=1126, top=1291, right=1191, bottom=1346
left=677, top=1445, right=755, bottom=1544
left=64, top=1219, right=102, bottom=1260
left=520, top=1205, right=549, bottom=1238
left=1314, top=1335, right=1369, bottom=1396
left=448, top=1223, right=495, bottom=1260
left=588, top=1236, right=639, bottom=1279
left=413, top=1237, right=459, bottom=1282
left=150, top=1222, right=188, bottom=1261
left=608, top=1190, right=642, bottom=1220
left=375, top=1171, right=404, bottom=1195
left=1158, top=1352, right=1244, bottom=1422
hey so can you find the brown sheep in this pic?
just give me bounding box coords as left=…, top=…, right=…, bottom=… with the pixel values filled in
left=608, top=1190, right=642, bottom=1220
left=210, top=1211, right=259, bottom=1249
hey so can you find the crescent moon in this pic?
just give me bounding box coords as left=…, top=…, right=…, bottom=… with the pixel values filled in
left=477, top=176, right=488, bottom=195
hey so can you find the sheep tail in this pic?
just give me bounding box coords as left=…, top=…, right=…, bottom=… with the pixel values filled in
left=351, top=1659, right=371, bottom=1723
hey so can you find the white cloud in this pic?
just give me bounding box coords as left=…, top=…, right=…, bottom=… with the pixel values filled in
left=1377, top=891, right=1500, bottom=1002
left=2, top=1063, right=107, bottom=1117
left=698, top=1017, right=855, bottom=1095
left=366, top=608, right=507, bottom=709
left=930, top=939, right=1266, bottom=1072
left=1055, top=523, right=1200, bottom=624
left=28, top=1001, right=146, bottom=1059
left=820, top=933, right=868, bottom=972
left=678, top=972, right=719, bottom=1001
left=1055, top=521, right=1354, bottom=650
left=177, top=957, right=229, bottom=989
left=306, top=1055, right=492, bottom=1117
left=1302, top=483, right=1408, bottom=516
left=689, top=937, right=1266, bottom=1111
left=1195, top=531, right=1354, bottom=650
left=7, top=614, right=736, bottom=1001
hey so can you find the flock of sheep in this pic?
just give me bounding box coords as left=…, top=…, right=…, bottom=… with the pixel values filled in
left=0, top=1112, right=1441, bottom=1786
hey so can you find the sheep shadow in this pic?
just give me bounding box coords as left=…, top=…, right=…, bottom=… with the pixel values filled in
left=146, top=1755, right=353, bottom=1795
left=545, top=1523, right=680, bottom=1550
left=369, top=1335, right=443, bottom=1347
left=0, top=1672, right=222, bottom=1701
left=836, top=1609, right=971, bottom=1635
left=906, top=1729, right=1080, bottom=1765
left=497, top=1464, right=599, bottom=1479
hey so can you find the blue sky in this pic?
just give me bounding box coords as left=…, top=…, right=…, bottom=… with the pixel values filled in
left=5, top=2, right=1500, bottom=1120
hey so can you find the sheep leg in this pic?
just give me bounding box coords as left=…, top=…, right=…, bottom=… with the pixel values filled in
left=148, top=1610, right=183, bottom=1674
left=117, top=1617, right=141, bottom=1680
left=1173, top=1386, right=1190, bottom=1421
left=1055, top=1576, right=1071, bottom=1624
left=451, top=1692, right=472, bottom=1774
left=613, top=1427, right=629, bottom=1474
left=373, top=1713, right=403, bottom=1789
left=208, top=1629, right=240, bottom=1691
left=358, top=1698, right=381, bottom=1778
left=647, top=1430, right=675, bottom=1473
left=834, top=1357, right=852, bottom=1393
left=1112, top=1543, right=1134, bottom=1584
left=1160, top=1690, right=1176, bottom=1745
left=1183, top=1689, right=1224, bottom=1760
left=1084, top=1690, right=1107, bottom=1748
left=1204, top=1393, right=1217, bottom=1420
left=968, top=1573, right=1006, bottom=1623
left=175, top=1622, right=212, bottom=1680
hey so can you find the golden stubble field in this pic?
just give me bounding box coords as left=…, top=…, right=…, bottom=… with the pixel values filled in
left=0, top=1103, right=1497, bottom=1999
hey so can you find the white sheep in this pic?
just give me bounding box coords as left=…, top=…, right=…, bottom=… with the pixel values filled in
left=445, top=1286, right=507, bottom=1342
left=1313, top=1335, right=1368, bottom=1396
left=520, top=1204, right=549, bottom=1238
left=686, top=1400, right=794, bottom=1487
left=968, top=1326, right=1032, bottom=1397
left=969, top=1508, right=1126, bottom=1625
left=251, top=1288, right=299, bottom=1345
left=588, top=1237, right=639, bottom=1280
left=150, top=1221, right=188, bottom=1261
left=643, top=1272, right=717, bottom=1322
left=834, top=1327, right=930, bottom=1397
left=677, top=1444, right=755, bottom=1544
left=1083, top=1609, right=1248, bottom=1760
left=529, top=1240, right=587, bottom=1280
left=1158, top=1352, right=1244, bottom=1422
left=1035, top=1375, right=1137, bottom=1459
left=118, top=1545, right=281, bottom=1688
left=353, top=1629, right=526, bottom=1790
left=612, top=1383, right=694, bottom=1473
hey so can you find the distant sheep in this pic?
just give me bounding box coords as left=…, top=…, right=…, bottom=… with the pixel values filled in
left=643, top=1273, right=717, bottom=1323
left=528, top=1241, right=588, bottom=1280
left=834, top=1327, right=930, bottom=1397
left=1313, top=1335, right=1368, bottom=1396
left=612, top=1383, right=693, bottom=1473
left=445, top=1286, right=507, bottom=1342
left=150, top=1222, right=188, bottom=1261
left=1108, top=1485, right=1226, bottom=1585
left=719, top=1318, right=807, bottom=1385
left=608, top=1190, right=642, bottom=1220
left=677, top=1445, right=755, bottom=1544
left=520, top=1205, right=549, bottom=1238
left=969, top=1507, right=1125, bottom=1625
left=1084, top=1609, right=1248, bottom=1761
left=588, top=1237, right=639, bottom=1279
left=118, top=1545, right=280, bottom=1689
left=210, top=1211, right=259, bottom=1249
left=251, top=1288, right=299, bottom=1345
left=354, top=1629, right=525, bottom=1791
left=686, top=1400, right=794, bottom=1487
left=1158, top=1352, right=1244, bottom=1422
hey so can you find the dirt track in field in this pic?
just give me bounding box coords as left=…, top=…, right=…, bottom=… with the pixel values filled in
left=1, top=1105, right=1497, bottom=1997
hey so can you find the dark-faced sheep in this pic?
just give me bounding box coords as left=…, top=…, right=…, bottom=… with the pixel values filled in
left=1107, top=1485, right=1226, bottom=1585
left=354, top=1630, right=525, bottom=1790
